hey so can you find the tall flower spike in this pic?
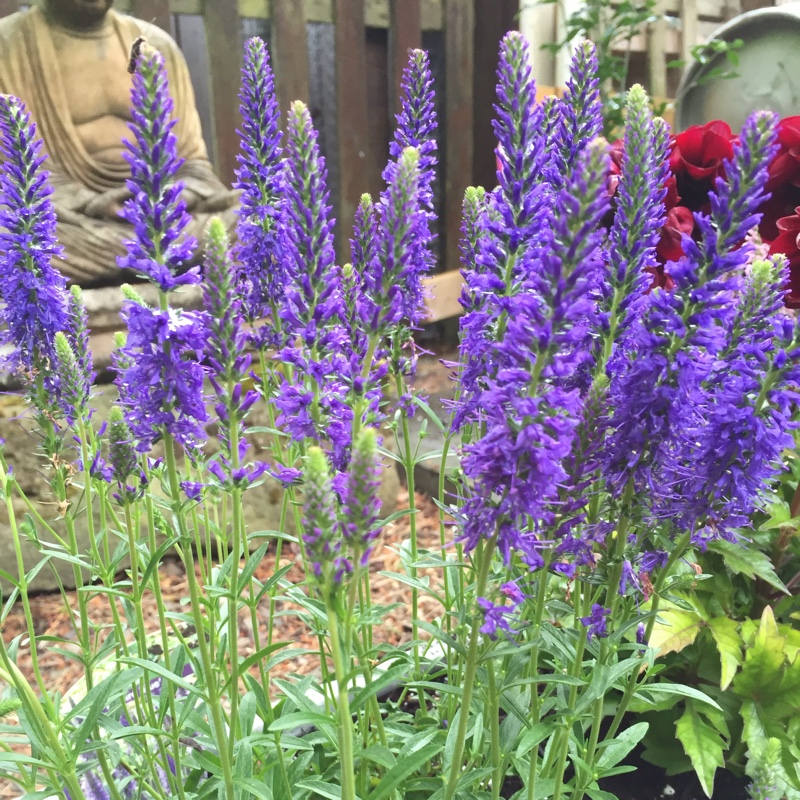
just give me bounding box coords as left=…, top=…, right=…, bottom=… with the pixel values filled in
left=302, top=447, right=345, bottom=593
left=603, top=111, right=778, bottom=500
left=385, top=49, right=438, bottom=325
left=278, top=101, right=342, bottom=346
left=203, top=218, right=249, bottom=383
left=663, top=258, right=800, bottom=537
left=460, top=142, right=610, bottom=568
left=55, top=332, right=88, bottom=426
left=118, top=43, right=197, bottom=292
left=603, top=85, right=669, bottom=361
left=0, top=94, right=68, bottom=390
left=553, top=41, right=603, bottom=182
left=338, top=428, right=382, bottom=566
left=362, top=147, right=423, bottom=336
left=235, top=37, right=284, bottom=337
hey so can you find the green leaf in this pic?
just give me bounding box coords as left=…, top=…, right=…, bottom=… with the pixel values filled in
left=515, top=722, right=557, bottom=758
left=597, top=722, right=649, bottom=770
left=267, top=712, right=336, bottom=738
left=733, top=606, right=787, bottom=703
left=675, top=702, right=725, bottom=797
left=294, top=780, right=343, bottom=800
left=650, top=608, right=703, bottom=657
left=707, top=616, right=743, bottom=690
left=368, top=743, right=443, bottom=800
left=708, top=539, right=789, bottom=594
left=641, top=683, right=722, bottom=711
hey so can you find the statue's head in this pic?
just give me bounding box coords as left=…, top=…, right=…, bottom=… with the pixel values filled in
left=44, top=0, right=114, bottom=28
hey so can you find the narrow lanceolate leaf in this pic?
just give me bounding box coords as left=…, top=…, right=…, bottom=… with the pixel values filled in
left=675, top=702, right=725, bottom=798
left=649, top=608, right=703, bottom=658
left=707, top=616, right=743, bottom=691
left=733, top=606, right=787, bottom=703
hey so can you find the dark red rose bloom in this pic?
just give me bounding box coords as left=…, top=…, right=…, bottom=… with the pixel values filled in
left=766, top=115, right=800, bottom=192
left=760, top=116, right=800, bottom=242
left=669, top=120, right=735, bottom=211
left=769, top=206, right=800, bottom=307
left=656, top=206, right=694, bottom=263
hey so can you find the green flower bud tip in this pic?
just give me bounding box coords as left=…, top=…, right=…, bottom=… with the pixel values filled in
left=120, top=283, right=148, bottom=306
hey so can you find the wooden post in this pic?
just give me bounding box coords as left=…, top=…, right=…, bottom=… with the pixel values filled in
left=388, top=0, right=422, bottom=120
left=472, top=0, right=517, bottom=191
left=333, top=0, right=370, bottom=256
left=203, top=0, right=242, bottom=186
left=130, top=0, right=171, bottom=31
left=272, top=0, right=310, bottom=117
left=444, top=0, right=474, bottom=272
left=647, top=0, right=669, bottom=102
left=681, top=0, right=699, bottom=67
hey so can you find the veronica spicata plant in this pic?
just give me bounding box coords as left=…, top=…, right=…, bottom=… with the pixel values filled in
left=0, top=27, right=798, bottom=800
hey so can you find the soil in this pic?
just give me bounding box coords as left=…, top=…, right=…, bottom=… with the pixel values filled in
left=598, top=750, right=749, bottom=800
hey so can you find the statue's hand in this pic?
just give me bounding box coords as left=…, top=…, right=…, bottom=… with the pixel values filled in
left=83, top=187, right=133, bottom=221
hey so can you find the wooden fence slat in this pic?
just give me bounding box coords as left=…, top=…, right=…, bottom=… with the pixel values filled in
left=681, top=0, right=699, bottom=65
left=203, top=0, right=242, bottom=186
left=130, top=0, right=171, bottom=31
left=333, top=0, right=370, bottom=258
left=443, top=0, right=474, bottom=272
left=472, top=0, right=516, bottom=191
left=271, top=0, right=310, bottom=117
left=647, top=0, right=669, bottom=99
left=388, top=0, right=422, bottom=120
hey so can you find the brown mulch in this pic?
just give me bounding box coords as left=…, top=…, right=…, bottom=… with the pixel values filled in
left=0, top=489, right=452, bottom=799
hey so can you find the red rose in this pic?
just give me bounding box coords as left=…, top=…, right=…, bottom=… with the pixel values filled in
left=669, top=121, right=735, bottom=212
left=768, top=206, right=800, bottom=307
left=760, top=116, right=800, bottom=243
left=766, top=115, right=800, bottom=192
left=656, top=206, right=694, bottom=263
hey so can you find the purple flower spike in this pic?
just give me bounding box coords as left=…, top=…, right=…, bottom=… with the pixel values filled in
left=118, top=44, right=197, bottom=292
left=115, top=301, right=207, bottom=453
left=384, top=49, right=438, bottom=323
left=553, top=41, right=603, bottom=181
left=604, top=86, right=669, bottom=355
left=337, top=428, right=383, bottom=564
left=360, top=147, right=424, bottom=336
left=302, top=447, right=346, bottom=592
left=0, top=94, right=69, bottom=391
left=478, top=597, right=519, bottom=639
left=235, top=37, right=284, bottom=340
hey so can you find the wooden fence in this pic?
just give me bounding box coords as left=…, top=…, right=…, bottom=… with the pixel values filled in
left=0, top=0, right=781, bottom=326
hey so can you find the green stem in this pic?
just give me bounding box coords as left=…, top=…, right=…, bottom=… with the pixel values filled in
left=526, top=566, right=551, bottom=800
left=162, top=432, right=235, bottom=800
left=443, top=536, right=497, bottom=800
left=488, top=659, right=503, bottom=800
left=326, top=605, right=357, bottom=800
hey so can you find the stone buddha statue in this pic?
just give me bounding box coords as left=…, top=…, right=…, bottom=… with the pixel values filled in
left=0, top=0, right=238, bottom=285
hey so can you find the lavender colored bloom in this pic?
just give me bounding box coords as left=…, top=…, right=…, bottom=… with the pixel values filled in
left=54, top=333, right=87, bottom=425
left=477, top=597, right=519, bottom=639
left=336, top=428, right=382, bottom=565
left=115, top=302, right=207, bottom=453
left=302, top=447, right=346, bottom=590
left=384, top=48, right=438, bottom=324
left=552, top=41, right=603, bottom=182
left=619, top=559, right=641, bottom=595
left=636, top=623, right=647, bottom=645
left=358, top=147, right=425, bottom=338
left=664, top=259, right=800, bottom=539
left=580, top=604, right=610, bottom=640
left=603, top=111, right=778, bottom=502
left=0, top=94, right=69, bottom=389
left=459, top=142, right=609, bottom=566
left=235, top=37, right=284, bottom=342
left=118, top=45, right=197, bottom=291
left=274, top=101, right=352, bottom=465
left=603, top=86, right=669, bottom=359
